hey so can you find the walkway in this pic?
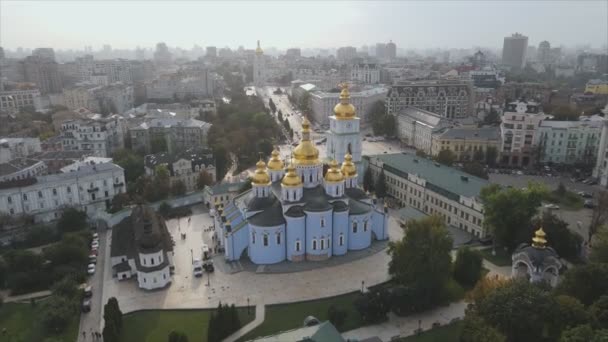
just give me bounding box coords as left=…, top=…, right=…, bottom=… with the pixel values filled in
left=342, top=301, right=467, bottom=342
left=2, top=289, right=51, bottom=303
left=223, top=304, right=265, bottom=342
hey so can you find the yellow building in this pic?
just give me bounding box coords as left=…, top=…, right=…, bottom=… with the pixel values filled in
left=585, top=79, right=608, bottom=95
left=431, top=127, right=500, bottom=162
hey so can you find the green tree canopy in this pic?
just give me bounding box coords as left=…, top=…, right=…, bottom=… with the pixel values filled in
left=453, top=247, right=483, bottom=288
left=557, top=263, right=608, bottom=305
left=56, top=208, right=87, bottom=233
left=435, top=149, right=456, bottom=166
left=559, top=324, right=608, bottom=342
left=375, top=170, right=387, bottom=198
left=591, top=295, right=608, bottom=329
left=590, top=226, right=608, bottom=263
left=460, top=315, right=507, bottom=342
left=549, top=295, right=590, bottom=338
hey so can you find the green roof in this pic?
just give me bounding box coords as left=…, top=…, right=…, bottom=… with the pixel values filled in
left=250, top=321, right=344, bottom=342
left=205, top=181, right=247, bottom=195
left=365, top=153, right=489, bottom=199
left=398, top=206, right=428, bottom=221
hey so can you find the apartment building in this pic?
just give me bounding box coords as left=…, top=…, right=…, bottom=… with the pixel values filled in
left=537, top=118, right=603, bottom=165
left=396, top=107, right=453, bottom=155
left=129, top=118, right=211, bottom=154
left=144, top=148, right=216, bottom=193
left=499, top=101, right=547, bottom=167
left=60, top=116, right=126, bottom=157
left=431, top=127, right=500, bottom=162
left=386, top=79, right=473, bottom=118
left=309, top=87, right=388, bottom=124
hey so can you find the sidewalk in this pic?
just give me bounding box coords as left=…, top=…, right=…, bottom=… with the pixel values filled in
left=2, top=289, right=51, bottom=303
left=223, top=304, right=265, bottom=342
left=342, top=301, right=467, bottom=342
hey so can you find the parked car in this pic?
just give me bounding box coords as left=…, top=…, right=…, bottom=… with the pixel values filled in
left=91, top=241, right=99, bottom=249
left=584, top=200, right=595, bottom=209
left=578, top=191, right=593, bottom=198
left=544, top=204, right=560, bottom=210
left=92, top=233, right=99, bottom=239
left=89, top=255, right=97, bottom=264
left=432, top=321, right=441, bottom=328
left=84, top=285, right=93, bottom=298
left=82, top=299, right=91, bottom=313
left=87, top=263, right=96, bottom=275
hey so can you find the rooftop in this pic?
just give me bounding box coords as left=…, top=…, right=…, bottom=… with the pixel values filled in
left=250, top=321, right=344, bottom=342
left=0, top=158, right=43, bottom=176
left=366, top=152, right=489, bottom=199
left=438, top=127, right=500, bottom=141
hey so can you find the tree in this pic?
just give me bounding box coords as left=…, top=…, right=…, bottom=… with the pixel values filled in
left=435, top=149, right=456, bottom=166
left=480, top=184, right=545, bottom=251
left=474, top=280, right=556, bottom=342
left=159, top=202, right=172, bottom=218
left=560, top=324, right=608, bottom=342
left=112, top=149, right=144, bottom=183
left=363, top=167, right=374, bottom=192
left=460, top=315, right=507, bottom=342
left=549, top=295, right=591, bottom=338
left=557, top=182, right=567, bottom=196
left=327, top=305, right=347, bottom=329
left=197, top=170, right=214, bottom=190
left=277, top=110, right=283, bottom=122
left=102, top=320, right=119, bottom=342
left=51, top=276, right=79, bottom=299
left=590, top=191, right=608, bottom=243
left=109, top=193, right=130, bottom=213
left=168, top=331, right=189, bottom=342
left=388, top=216, right=453, bottom=311
left=590, top=226, right=608, bottom=263
left=104, top=297, right=123, bottom=334
left=473, top=149, right=485, bottom=162
left=415, top=150, right=427, bottom=158
left=268, top=98, right=276, bottom=113
left=171, top=180, right=187, bottom=196
left=56, top=208, right=87, bottom=233
left=375, top=170, right=387, bottom=198
left=533, top=213, right=582, bottom=260
left=484, top=109, right=500, bottom=125
left=465, top=276, right=511, bottom=305
left=354, top=288, right=391, bottom=323
left=591, top=295, right=608, bottom=329
left=557, top=263, right=608, bottom=305
left=463, top=162, right=489, bottom=179
left=453, top=247, right=483, bottom=288
left=150, top=136, right=168, bottom=154
left=485, top=147, right=498, bottom=166
left=41, top=295, right=77, bottom=333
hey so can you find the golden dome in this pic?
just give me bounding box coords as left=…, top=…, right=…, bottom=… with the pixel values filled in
left=293, top=118, right=320, bottom=165
left=251, top=160, right=271, bottom=185
left=281, top=163, right=302, bottom=187
left=341, top=153, right=357, bottom=177
left=532, top=227, right=547, bottom=248
left=325, top=160, right=344, bottom=183
left=333, top=83, right=356, bottom=120
left=267, top=149, right=284, bottom=171
left=255, top=40, right=263, bottom=55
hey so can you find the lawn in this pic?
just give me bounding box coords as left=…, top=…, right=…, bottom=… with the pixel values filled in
left=399, top=321, right=464, bottom=342
left=0, top=301, right=80, bottom=342
left=120, top=307, right=254, bottom=342
left=479, top=247, right=512, bottom=266
left=237, top=291, right=363, bottom=341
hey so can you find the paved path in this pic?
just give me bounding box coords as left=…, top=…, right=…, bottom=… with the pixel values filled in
left=78, top=228, right=108, bottom=341
left=2, top=289, right=51, bottom=303
left=342, top=301, right=467, bottom=342
left=223, top=304, right=265, bottom=342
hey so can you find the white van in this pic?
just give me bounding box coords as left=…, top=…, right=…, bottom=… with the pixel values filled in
left=192, top=258, right=203, bottom=277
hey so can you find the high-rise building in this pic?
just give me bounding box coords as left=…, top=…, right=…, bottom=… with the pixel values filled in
left=286, top=48, right=301, bottom=58
left=22, top=55, right=62, bottom=95
left=375, top=43, right=387, bottom=58
left=336, top=46, right=357, bottom=61
left=206, top=46, right=217, bottom=58
left=32, top=48, right=56, bottom=61
left=537, top=41, right=553, bottom=65
left=153, top=42, right=172, bottom=67
left=386, top=40, right=397, bottom=60
left=253, top=40, right=266, bottom=87
left=502, top=33, right=528, bottom=70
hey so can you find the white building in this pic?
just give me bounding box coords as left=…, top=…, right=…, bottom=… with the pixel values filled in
left=60, top=116, right=126, bottom=157
left=128, top=117, right=211, bottom=154
left=536, top=117, right=603, bottom=165
left=0, top=88, right=43, bottom=113
left=0, top=162, right=126, bottom=222
left=326, top=85, right=363, bottom=176
left=310, top=87, right=387, bottom=125
left=500, top=101, right=547, bottom=167
left=60, top=156, right=113, bottom=173
left=593, top=107, right=608, bottom=186
left=396, top=107, right=453, bottom=155
left=253, top=41, right=267, bottom=87
left=63, top=83, right=134, bottom=114
left=144, top=148, right=216, bottom=193
left=0, top=138, right=41, bottom=163
left=110, top=205, right=173, bottom=290
left=0, top=159, right=47, bottom=182
left=350, top=63, right=380, bottom=84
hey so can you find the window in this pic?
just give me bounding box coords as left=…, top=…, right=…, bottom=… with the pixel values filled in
left=263, top=234, right=268, bottom=246
left=320, top=217, right=325, bottom=227
left=143, top=258, right=146, bottom=265
left=67, top=187, right=71, bottom=193
left=7, top=196, right=11, bottom=204
left=276, top=233, right=281, bottom=245
left=312, top=239, right=317, bottom=250
left=38, top=191, right=43, bottom=198
left=158, top=256, right=161, bottom=262
left=52, top=189, right=57, bottom=196
left=163, top=274, right=166, bottom=279
left=339, top=234, right=344, bottom=246
left=151, top=258, right=155, bottom=265
left=295, top=240, right=301, bottom=252
left=364, top=221, right=368, bottom=232
left=252, top=232, right=256, bottom=244
left=320, top=239, right=325, bottom=250
left=353, top=222, right=358, bottom=233
left=23, top=194, right=27, bottom=201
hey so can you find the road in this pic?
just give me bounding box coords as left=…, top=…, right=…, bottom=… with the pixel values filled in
left=77, top=227, right=107, bottom=341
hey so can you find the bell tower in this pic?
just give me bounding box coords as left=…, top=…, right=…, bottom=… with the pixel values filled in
left=253, top=40, right=266, bottom=87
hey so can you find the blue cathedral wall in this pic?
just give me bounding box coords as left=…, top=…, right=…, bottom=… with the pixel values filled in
left=332, top=210, right=349, bottom=255
left=372, top=209, right=389, bottom=240
left=249, top=224, right=286, bottom=264
left=225, top=224, right=249, bottom=261
left=348, top=213, right=373, bottom=250
left=286, top=215, right=306, bottom=261
left=305, top=209, right=333, bottom=258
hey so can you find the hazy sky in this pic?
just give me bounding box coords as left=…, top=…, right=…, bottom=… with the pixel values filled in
left=1, top=0, right=607, bottom=50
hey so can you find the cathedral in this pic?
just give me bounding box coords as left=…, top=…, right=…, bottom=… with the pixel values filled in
left=214, top=85, right=389, bottom=265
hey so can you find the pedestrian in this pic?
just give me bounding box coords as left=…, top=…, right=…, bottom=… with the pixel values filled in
left=82, top=331, right=86, bottom=340
left=91, top=331, right=95, bottom=339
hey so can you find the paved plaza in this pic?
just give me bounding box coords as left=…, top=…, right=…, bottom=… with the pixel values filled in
left=101, top=208, right=405, bottom=314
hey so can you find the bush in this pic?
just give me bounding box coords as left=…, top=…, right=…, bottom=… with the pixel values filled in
left=159, top=202, right=172, bottom=218
left=453, top=248, right=484, bottom=288
left=56, top=208, right=88, bottom=233
left=354, top=289, right=390, bottom=324
left=41, top=295, right=78, bottom=334
left=327, top=305, right=347, bottom=329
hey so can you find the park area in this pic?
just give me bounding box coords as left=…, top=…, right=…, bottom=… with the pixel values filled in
left=0, top=301, right=80, bottom=342
left=399, top=321, right=463, bottom=342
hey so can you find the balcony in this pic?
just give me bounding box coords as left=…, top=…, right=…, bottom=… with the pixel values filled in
left=87, top=187, right=99, bottom=193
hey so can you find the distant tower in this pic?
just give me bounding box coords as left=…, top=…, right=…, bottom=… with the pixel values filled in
left=253, top=40, right=266, bottom=87
left=326, top=83, right=362, bottom=179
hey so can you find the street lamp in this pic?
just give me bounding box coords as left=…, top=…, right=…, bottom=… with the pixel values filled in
left=190, top=249, right=193, bottom=263
left=247, top=297, right=250, bottom=314
left=361, top=280, right=365, bottom=293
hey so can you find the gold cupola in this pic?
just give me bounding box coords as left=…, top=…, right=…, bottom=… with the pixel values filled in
left=532, top=227, right=547, bottom=249
left=281, top=163, right=302, bottom=187
left=333, top=83, right=356, bottom=120
left=251, top=159, right=271, bottom=185
left=341, top=153, right=357, bottom=177
left=267, top=149, right=284, bottom=171
left=325, top=159, right=344, bottom=183
left=292, top=118, right=320, bottom=165
left=255, top=40, right=263, bottom=55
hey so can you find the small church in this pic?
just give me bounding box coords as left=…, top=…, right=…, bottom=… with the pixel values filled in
left=214, top=84, right=389, bottom=265
left=512, top=227, right=562, bottom=287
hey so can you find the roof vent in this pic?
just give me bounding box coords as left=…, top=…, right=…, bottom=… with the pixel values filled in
left=461, top=175, right=469, bottom=182
left=413, top=159, right=418, bottom=163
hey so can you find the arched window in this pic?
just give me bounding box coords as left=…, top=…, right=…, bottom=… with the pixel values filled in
left=364, top=221, right=368, bottom=232
left=320, top=238, right=325, bottom=250
left=252, top=232, right=256, bottom=244
left=276, top=232, right=281, bottom=245
left=339, top=234, right=344, bottom=246
left=263, top=234, right=269, bottom=246
left=320, top=217, right=325, bottom=227
left=295, top=240, right=301, bottom=252
left=312, top=239, right=317, bottom=250
left=353, top=221, right=358, bottom=233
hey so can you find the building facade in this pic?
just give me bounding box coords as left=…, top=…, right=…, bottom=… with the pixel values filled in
left=365, top=153, right=488, bottom=238
left=350, top=64, right=380, bottom=84
left=145, top=148, right=216, bottom=193
left=0, top=87, right=42, bottom=113
left=309, top=86, right=387, bottom=125
left=502, top=33, right=528, bottom=71
left=60, top=117, right=126, bottom=157
left=499, top=101, right=547, bottom=167
left=536, top=118, right=602, bottom=165
left=386, top=80, right=473, bottom=118
left=431, top=127, right=500, bottom=162
left=396, top=107, right=453, bottom=155
left=128, top=117, right=211, bottom=154
left=22, top=55, right=62, bottom=95
left=0, top=162, right=125, bottom=222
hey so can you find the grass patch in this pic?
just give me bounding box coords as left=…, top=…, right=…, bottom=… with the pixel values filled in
left=120, top=308, right=254, bottom=342
left=0, top=301, right=79, bottom=342
left=398, top=321, right=464, bottom=342
left=544, top=190, right=583, bottom=210
left=479, top=247, right=512, bottom=266
left=237, top=292, right=363, bottom=341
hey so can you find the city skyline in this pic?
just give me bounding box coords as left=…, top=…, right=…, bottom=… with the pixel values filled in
left=1, top=1, right=607, bottom=51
